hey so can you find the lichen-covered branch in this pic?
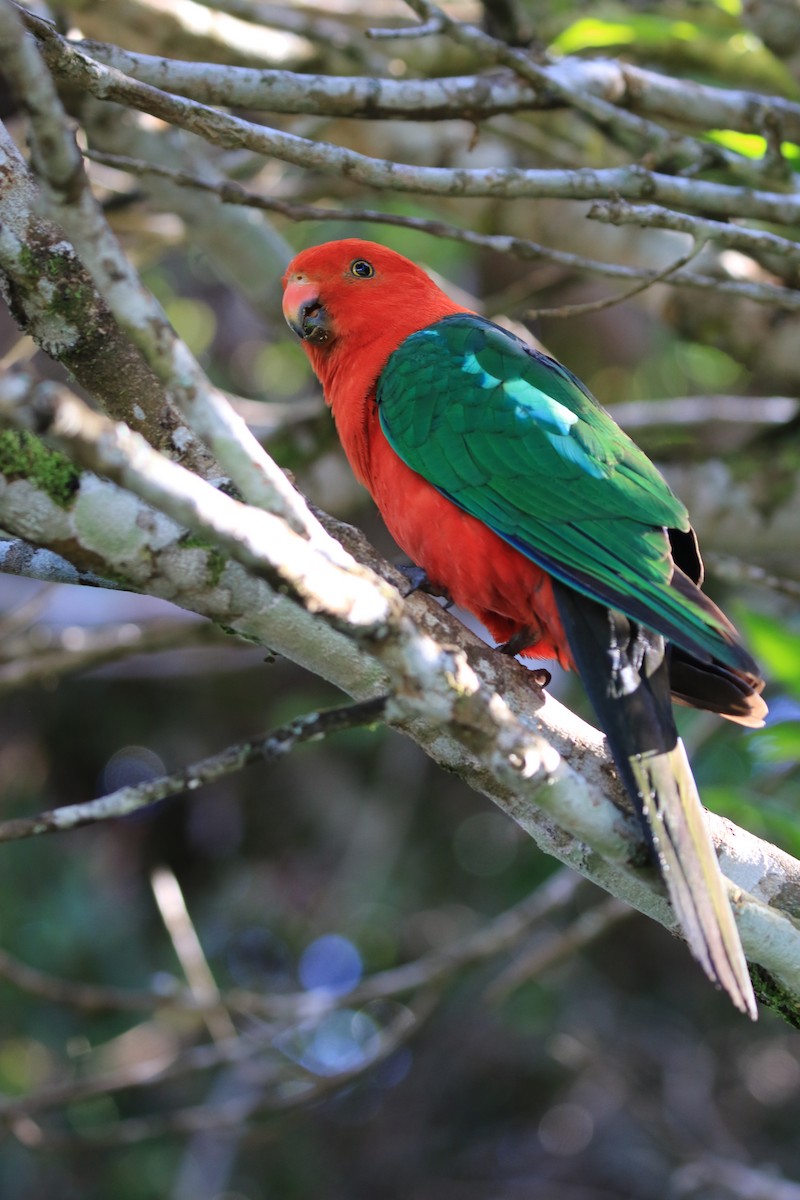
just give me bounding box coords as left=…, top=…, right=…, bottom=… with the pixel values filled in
left=19, top=11, right=800, bottom=226
left=0, top=123, right=214, bottom=473
left=0, top=2, right=334, bottom=543
left=56, top=39, right=800, bottom=141
left=82, top=150, right=800, bottom=311
left=1, top=371, right=799, bottom=1021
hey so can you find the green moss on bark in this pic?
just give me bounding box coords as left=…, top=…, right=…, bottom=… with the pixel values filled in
left=0, top=429, right=80, bottom=507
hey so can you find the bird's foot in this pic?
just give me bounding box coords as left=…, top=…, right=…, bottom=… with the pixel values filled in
left=529, top=668, right=552, bottom=690
left=395, top=563, right=454, bottom=608
left=496, top=628, right=551, bottom=690
left=497, top=627, right=538, bottom=657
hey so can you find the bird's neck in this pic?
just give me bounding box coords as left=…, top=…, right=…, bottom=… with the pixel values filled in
left=308, top=292, right=468, bottom=487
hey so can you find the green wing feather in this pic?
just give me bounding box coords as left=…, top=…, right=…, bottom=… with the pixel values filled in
left=376, top=315, right=749, bottom=672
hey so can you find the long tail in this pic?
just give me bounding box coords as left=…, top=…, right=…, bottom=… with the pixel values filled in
left=552, top=581, right=757, bottom=1019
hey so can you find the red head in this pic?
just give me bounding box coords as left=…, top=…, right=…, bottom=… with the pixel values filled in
left=282, top=239, right=468, bottom=399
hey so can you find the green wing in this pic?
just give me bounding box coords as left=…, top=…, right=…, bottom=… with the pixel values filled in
left=376, top=314, right=744, bottom=670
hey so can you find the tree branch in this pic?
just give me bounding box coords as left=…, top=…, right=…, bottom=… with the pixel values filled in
left=1, top=371, right=799, bottom=1022
left=0, top=696, right=387, bottom=840
left=0, top=123, right=214, bottom=473
left=81, top=150, right=800, bottom=311
left=18, top=11, right=800, bottom=227
left=35, top=28, right=800, bottom=141
left=0, top=2, right=333, bottom=543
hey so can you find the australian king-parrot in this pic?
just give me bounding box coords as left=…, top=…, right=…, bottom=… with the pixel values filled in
left=282, top=238, right=767, bottom=1018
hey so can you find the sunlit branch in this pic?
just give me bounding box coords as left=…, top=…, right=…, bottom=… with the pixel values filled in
left=38, top=29, right=800, bottom=140
left=0, top=373, right=396, bottom=633
left=17, top=10, right=800, bottom=226
left=0, top=2, right=338, bottom=551
left=151, top=866, right=237, bottom=1042
left=82, top=152, right=800, bottom=311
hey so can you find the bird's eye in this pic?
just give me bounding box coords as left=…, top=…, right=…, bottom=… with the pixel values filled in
left=350, top=259, right=375, bottom=279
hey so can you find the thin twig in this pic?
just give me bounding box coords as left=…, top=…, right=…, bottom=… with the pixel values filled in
left=367, top=16, right=443, bottom=38
left=0, top=696, right=387, bottom=843
left=82, top=151, right=800, bottom=311
left=0, top=618, right=224, bottom=695
left=9, top=994, right=431, bottom=1147
left=151, top=866, right=238, bottom=1042
left=484, top=896, right=632, bottom=1001
left=525, top=238, right=707, bottom=319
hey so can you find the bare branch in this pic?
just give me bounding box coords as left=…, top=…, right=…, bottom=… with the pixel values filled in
left=608, top=396, right=799, bottom=430
left=0, top=124, right=214, bottom=472
left=589, top=199, right=800, bottom=270
left=0, top=615, right=223, bottom=695
left=44, top=33, right=800, bottom=142
left=0, top=696, right=387, bottom=841
left=80, top=152, right=800, bottom=311
left=0, top=4, right=336, bottom=546
left=16, top=12, right=800, bottom=228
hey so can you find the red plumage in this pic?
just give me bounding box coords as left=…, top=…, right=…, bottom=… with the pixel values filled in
left=282, top=238, right=571, bottom=666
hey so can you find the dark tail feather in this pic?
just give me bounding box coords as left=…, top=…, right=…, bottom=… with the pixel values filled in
left=552, top=581, right=757, bottom=1019
left=669, top=646, right=767, bottom=728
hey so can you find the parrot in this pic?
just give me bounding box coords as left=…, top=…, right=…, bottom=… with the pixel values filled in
left=282, top=238, right=767, bottom=1018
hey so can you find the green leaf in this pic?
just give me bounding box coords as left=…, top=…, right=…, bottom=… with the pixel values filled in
left=750, top=722, right=800, bottom=764
left=735, top=609, right=800, bottom=694
left=706, top=129, right=800, bottom=168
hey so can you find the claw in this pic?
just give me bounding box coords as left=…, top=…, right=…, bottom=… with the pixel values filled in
left=497, top=631, right=551, bottom=689
left=395, top=564, right=429, bottom=597
left=395, top=563, right=453, bottom=607
left=497, top=626, right=538, bottom=657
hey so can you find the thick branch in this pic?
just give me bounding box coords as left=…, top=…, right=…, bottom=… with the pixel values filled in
left=56, top=41, right=800, bottom=140
left=1, top=378, right=799, bottom=1021
left=0, top=4, right=332, bottom=543
left=18, top=14, right=800, bottom=227
left=0, top=122, right=213, bottom=472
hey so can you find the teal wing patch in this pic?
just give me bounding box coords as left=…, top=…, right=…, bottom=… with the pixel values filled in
left=376, top=315, right=738, bottom=668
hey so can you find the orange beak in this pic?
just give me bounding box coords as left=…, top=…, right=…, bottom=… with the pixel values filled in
left=282, top=277, right=331, bottom=344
